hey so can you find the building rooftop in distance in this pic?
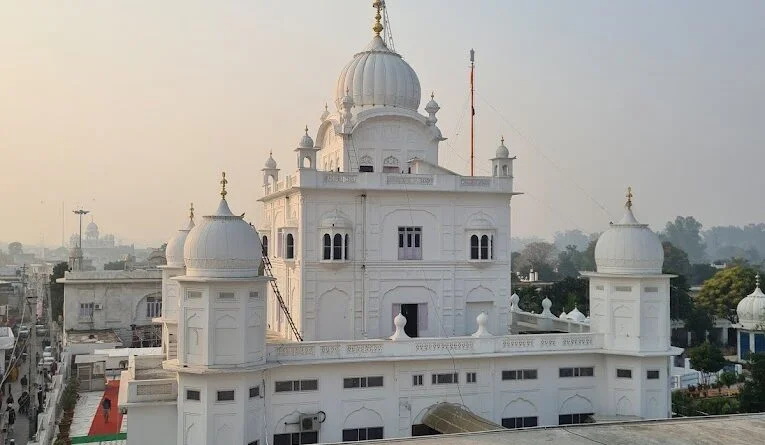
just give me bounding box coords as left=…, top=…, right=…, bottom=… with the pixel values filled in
left=358, top=414, right=765, bottom=445
left=66, top=329, right=123, bottom=345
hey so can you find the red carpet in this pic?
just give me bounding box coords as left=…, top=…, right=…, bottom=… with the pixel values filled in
left=88, top=380, right=123, bottom=436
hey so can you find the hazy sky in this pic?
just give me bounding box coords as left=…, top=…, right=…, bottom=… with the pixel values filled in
left=1, top=0, right=764, bottom=248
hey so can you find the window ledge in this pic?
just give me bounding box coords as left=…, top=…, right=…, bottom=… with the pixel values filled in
left=319, top=259, right=349, bottom=269
left=468, top=259, right=494, bottom=267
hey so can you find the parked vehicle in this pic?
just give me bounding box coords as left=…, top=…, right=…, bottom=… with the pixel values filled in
left=35, top=324, right=49, bottom=336
left=18, top=325, right=29, bottom=338
left=37, top=356, right=55, bottom=372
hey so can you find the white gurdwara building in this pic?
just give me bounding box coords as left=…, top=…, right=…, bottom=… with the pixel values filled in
left=118, top=8, right=680, bottom=445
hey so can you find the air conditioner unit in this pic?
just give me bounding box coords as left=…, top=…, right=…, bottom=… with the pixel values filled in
left=299, top=414, right=320, bottom=432
left=94, top=304, right=103, bottom=310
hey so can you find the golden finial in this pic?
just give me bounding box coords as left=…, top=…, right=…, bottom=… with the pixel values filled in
left=324, top=103, right=328, bottom=112
left=501, top=136, right=505, bottom=145
left=626, top=186, right=633, bottom=210
left=431, top=91, right=435, bottom=100
left=305, top=125, right=309, bottom=134
left=189, top=202, right=194, bottom=220
left=220, top=171, right=228, bottom=200
left=372, top=0, right=383, bottom=36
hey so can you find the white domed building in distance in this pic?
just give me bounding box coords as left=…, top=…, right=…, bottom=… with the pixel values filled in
left=736, top=274, right=765, bottom=360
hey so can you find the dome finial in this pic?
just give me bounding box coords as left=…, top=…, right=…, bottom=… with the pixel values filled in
left=431, top=91, right=434, bottom=100
left=501, top=135, right=505, bottom=145
left=757, top=273, right=761, bottom=289
left=626, top=186, right=633, bottom=210
left=189, top=202, right=194, bottom=220
left=372, top=0, right=383, bottom=36
left=304, top=125, right=309, bottom=135
left=220, top=171, right=228, bottom=200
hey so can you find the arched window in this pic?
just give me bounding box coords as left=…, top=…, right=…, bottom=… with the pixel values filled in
left=480, top=235, right=489, bottom=260
left=333, top=233, right=343, bottom=260
left=493, top=165, right=498, bottom=176
left=470, top=235, right=479, bottom=260
left=262, top=235, right=268, bottom=256
left=323, top=234, right=332, bottom=260
left=286, top=233, right=295, bottom=259
left=345, top=234, right=350, bottom=260
left=502, top=164, right=508, bottom=176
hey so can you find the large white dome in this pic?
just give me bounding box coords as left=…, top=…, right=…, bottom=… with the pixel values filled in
left=594, top=203, right=664, bottom=275
left=335, top=36, right=421, bottom=111
left=737, top=277, right=765, bottom=330
left=184, top=199, right=261, bottom=278
left=165, top=215, right=195, bottom=268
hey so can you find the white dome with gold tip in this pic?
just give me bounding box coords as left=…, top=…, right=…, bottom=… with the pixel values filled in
left=594, top=190, right=664, bottom=275
left=335, top=35, right=421, bottom=111
left=737, top=275, right=765, bottom=330
left=165, top=204, right=195, bottom=268
left=183, top=174, right=261, bottom=278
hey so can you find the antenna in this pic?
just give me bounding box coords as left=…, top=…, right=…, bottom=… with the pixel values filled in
left=470, top=48, right=476, bottom=176
left=380, top=1, right=396, bottom=51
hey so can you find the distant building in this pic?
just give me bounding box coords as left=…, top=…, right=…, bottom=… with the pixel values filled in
left=57, top=269, right=162, bottom=347
left=68, top=219, right=135, bottom=269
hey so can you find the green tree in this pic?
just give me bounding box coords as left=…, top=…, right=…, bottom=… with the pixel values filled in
left=557, top=245, right=584, bottom=278
left=718, top=371, right=737, bottom=389
left=688, top=341, right=727, bottom=386
left=539, top=276, right=590, bottom=315
left=739, top=353, right=765, bottom=413
left=515, top=242, right=558, bottom=281
left=50, top=261, right=68, bottom=322
left=663, top=242, right=691, bottom=277
left=684, top=305, right=715, bottom=346
left=662, top=216, right=706, bottom=264
left=696, top=266, right=758, bottom=323
left=690, top=263, right=717, bottom=286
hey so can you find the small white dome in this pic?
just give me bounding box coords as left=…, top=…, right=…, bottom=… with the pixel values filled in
left=425, top=93, right=440, bottom=114
left=86, top=221, right=98, bottom=232
left=165, top=215, right=195, bottom=268
left=335, top=36, right=421, bottom=111
left=299, top=127, right=314, bottom=148
left=594, top=200, right=663, bottom=275
left=737, top=276, right=765, bottom=330
left=184, top=199, right=261, bottom=278
left=495, top=138, right=510, bottom=158
left=264, top=154, right=277, bottom=169
left=566, top=307, right=586, bottom=323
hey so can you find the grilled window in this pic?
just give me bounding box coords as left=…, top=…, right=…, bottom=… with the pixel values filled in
left=616, top=369, right=632, bottom=379
left=343, top=376, right=383, bottom=389
left=412, top=374, right=423, bottom=386
left=502, top=369, right=537, bottom=380
left=249, top=386, right=260, bottom=398
left=185, top=389, right=200, bottom=401
left=146, top=296, right=161, bottom=318
left=274, top=379, right=318, bottom=392
left=216, top=390, right=235, bottom=402
left=342, top=427, right=383, bottom=442
left=432, top=372, right=459, bottom=385
left=559, top=413, right=593, bottom=425
left=647, top=370, right=660, bottom=380
left=273, top=432, right=318, bottom=445
left=466, top=372, right=477, bottom=383
left=398, top=227, right=422, bottom=260
left=559, top=367, right=594, bottom=378
left=501, top=417, right=538, bottom=429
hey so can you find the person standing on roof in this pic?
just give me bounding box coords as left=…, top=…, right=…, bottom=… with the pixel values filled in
left=102, top=397, right=112, bottom=423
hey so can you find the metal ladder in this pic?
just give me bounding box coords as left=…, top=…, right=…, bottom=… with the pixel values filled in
left=346, top=134, right=360, bottom=173
left=261, top=251, right=303, bottom=341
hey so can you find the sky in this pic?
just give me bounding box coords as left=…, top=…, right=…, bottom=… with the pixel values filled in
left=1, top=0, right=764, bottom=248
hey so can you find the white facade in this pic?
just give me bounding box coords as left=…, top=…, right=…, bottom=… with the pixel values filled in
left=116, top=7, right=680, bottom=445
left=58, top=269, right=163, bottom=344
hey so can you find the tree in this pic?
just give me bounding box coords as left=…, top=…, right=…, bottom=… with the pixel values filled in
left=663, top=242, right=691, bottom=277
left=515, top=242, right=558, bottom=281
left=557, top=245, right=585, bottom=278
left=696, top=266, right=758, bottom=323
left=50, top=261, right=68, bottom=322
left=718, top=371, right=737, bottom=389
left=690, top=263, right=717, bottom=286
left=539, top=276, right=590, bottom=315
left=7, top=241, right=23, bottom=256
left=739, top=353, right=765, bottom=413
left=662, top=216, right=706, bottom=264
left=553, top=230, right=591, bottom=252
left=684, top=305, right=715, bottom=347
left=688, top=342, right=727, bottom=387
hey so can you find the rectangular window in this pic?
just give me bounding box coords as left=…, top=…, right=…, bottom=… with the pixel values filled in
left=615, top=286, right=632, bottom=292
left=412, top=374, right=423, bottom=386
left=466, top=372, right=477, bottom=383
left=249, top=386, right=260, bottom=398
left=219, top=292, right=235, bottom=299
left=146, top=297, right=162, bottom=318
left=644, top=286, right=659, bottom=293
left=559, top=367, right=594, bottom=378
left=216, top=390, right=235, bottom=402
left=273, top=432, right=318, bottom=445
left=79, top=302, right=94, bottom=317
left=185, top=389, right=200, bottom=401
left=187, top=290, right=202, bottom=299
left=274, top=379, right=318, bottom=392
left=501, top=417, right=538, bottom=429
left=398, top=226, right=422, bottom=260
left=595, top=285, right=604, bottom=291
left=431, top=372, right=459, bottom=385
left=559, top=413, right=593, bottom=425
left=249, top=291, right=259, bottom=299
left=616, top=369, right=632, bottom=379
left=503, top=369, right=537, bottom=380
left=342, top=427, right=383, bottom=442
left=647, top=370, right=660, bottom=380
left=343, top=376, right=383, bottom=389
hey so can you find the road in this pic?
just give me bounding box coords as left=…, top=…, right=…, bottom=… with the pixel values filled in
left=4, top=333, right=47, bottom=445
